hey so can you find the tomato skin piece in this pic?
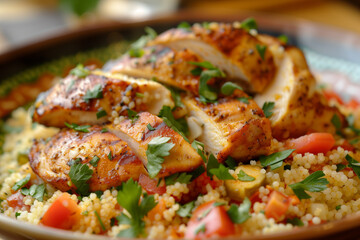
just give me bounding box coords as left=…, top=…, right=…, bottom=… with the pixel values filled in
left=40, top=193, right=80, bottom=230
left=346, top=98, right=360, bottom=109
left=7, top=191, right=29, bottom=211
left=287, top=133, right=335, bottom=155
left=265, top=191, right=291, bottom=222
left=185, top=201, right=235, bottom=239
left=138, top=174, right=166, bottom=195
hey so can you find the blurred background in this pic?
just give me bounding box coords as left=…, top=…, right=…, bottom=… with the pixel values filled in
left=0, top=0, right=359, bottom=53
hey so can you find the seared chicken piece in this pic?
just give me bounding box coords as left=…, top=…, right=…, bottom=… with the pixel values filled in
left=254, top=45, right=345, bottom=139
left=32, top=70, right=173, bottom=128
left=148, top=23, right=276, bottom=93
left=183, top=94, right=272, bottom=162
left=108, top=112, right=203, bottom=178
left=110, top=46, right=203, bottom=95
left=29, top=126, right=146, bottom=192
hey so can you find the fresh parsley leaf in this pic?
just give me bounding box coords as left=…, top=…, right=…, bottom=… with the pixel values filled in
left=117, top=179, right=157, bottom=237
left=195, top=223, right=206, bottom=235
left=94, top=210, right=106, bottom=231
left=350, top=138, right=360, bottom=145
left=158, top=106, right=189, bottom=142
left=95, top=190, right=103, bottom=198
left=96, top=110, right=107, bottom=119
left=335, top=205, right=341, bottom=211
left=165, top=172, right=192, bottom=185
left=127, top=109, right=139, bottom=123
left=227, top=197, right=251, bottom=224
left=12, top=174, right=31, bottom=191
left=89, top=156, right=100, bottom=167
left=256, top=44, right=267, bottom=61
left=262, top=101, right=275, bottom=118
left=69, top=163, right=93, bottom=196
left=83, top=84, right=103, bottom=103
left=260, top=149, right=295, bottom=170
left=128, top=27, right=157, bottom=59
left=289, top=171, right=329, bottom=200
left=188, top=61, right=217, bottom=69
left=189, top=165, right=206, bottom=181
left=225, top=156, right=237, bottom=170
left=209, top=164, right=235, bottom=180
left=60, top=0, right=99, bottom=16
left=347, top=114, right=360, bottom=135
left=190, top=67, right=203, bottom=76
left=64, top=122, right=91, bottom=133
left=221, top=82, right=243, bottom=96
left=191, top=140, right=207, bottom=163
left=136, top=92, right=144, bottom=98
left=129, top=48, right=145, bottom=58
left=240, top=18, right=258, bottom=31
left=101, top=128, right=108, bottom=133
left=146, top=136, right=175, bottom=178
left=287, top=217, right=304, bottom=226
left=336, top=163, right=346, bottom=172
left=70, top=64, right=90, bottom=78
left=237, top=170, right=255, bottom=182
left=206, top=154, right=220, bottom=177
left=21, top=184, right=46, bottom=202
left=177, top=201, right=195, bottom=217
left=144, top=27, right=157, bottom=39
left=346, top=154, right=360, bottom=178
left=15, top=212, right=21, bottom=218
left=278, top=34, right=289, bottom=44
left=237, top=97, right=250, bottom=104
left=331, top=114, right=342, bottom=136
left=147, top=124, right=156, bottom=131
left=202, top=22, right=211, bottom=29
left=177, top=21, right=192, bottom=30
left=108, top=151, right=113, bottom=160
left=168, top=87, right=185, bottom=109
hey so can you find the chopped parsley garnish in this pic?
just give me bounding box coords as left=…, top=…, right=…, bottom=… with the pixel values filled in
left=191, top=140, right=207, bottom=163
left=206, top=153, right=220, bottom=177
left=262, top=101, right=275, bottom=118
left=336, top=163, right=346, bottom=172
left=146, top=136, right=175, bottom=178
left=237, top=170, right=255, bottom=182
left=331, top=114, right=342, bottom=136
left=345, top=154, right=360, bottom=178
left=96, top=110, right=107, bottom=119
left=20, top=184, right=46, bottom=202
left=237, top=97, right=250, bottom=104
left=127, top=109, right=139, bottom=124
left=95, top=190, right=103, bottom=198
left=158, top=106, right=189, bottom=142
left=177, top=21, right=192, bottom=30
left=240, top=18, right=258, bottom=31
left=64, top=122, right=91, bottom=133
left=128, top=27, right=157, bottom=59
left=101, top=128, right=108, bottom=133
left=83, top=84, right=103, bottom=103
left=220, top=82, right=243, bottom=96
left=15, top=212, right=21, bottom=218
left=289, top=171, right=329, bottom=200
left=225, top=156, right=237, bottom=170
left=108, top=151, right=113, bottom=160
left=136, top=92, right=144, bottom=98
left=165, top=172, right=192, bottom=185
left=335, top=205, right=341, bottom=211
left=82, top=210, right=89, bottom=216
left=177, top=201, right=195, bottom=217
left=89, top=156, right=100, bottom=167
left=278, top=34, right=289, bottom=44
left=347, top=114, right=360, bottom=135
left=70, top=64, right=90, bottom=78
left=168, top=87, right=185, bottom=109
left=147, top=124, right=156, bottom=131
left=209, top=164, right=235, bottom=180
left=287, top=217, right=304, bottom=226
left=256, top=44, right=267, bottom=61
left=189, top=61, right=226, bottom=103
left=12, top=174, right=31, bottom=191
left=260, top=149, right=295, bottom=170
left=350, top=138, right=360, bottom=145
left=227, top=197, right=251, bottom=224
left=69, top=163, right=93, bottom=196
left=94, top=210, right=106, bottom=231
left=194, top=223, right=206, bottom=235
left=116, top=179, right=157, bottom=237
left=128, top=48, right=145, bottom=58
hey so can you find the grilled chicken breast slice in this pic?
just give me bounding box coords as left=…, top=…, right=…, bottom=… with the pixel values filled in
left=183, top=95, right=272, bottom=162
left=32, top=70, right=173, bottom=128
left=108, top=112, right=203, bottom=178
left=109, top=46, right=203, bottom=95
left=29, top=126, right=146, bottom=192
left=148, top=23, right=276, bottom=93
left=254, top=45, right=345, bottom=139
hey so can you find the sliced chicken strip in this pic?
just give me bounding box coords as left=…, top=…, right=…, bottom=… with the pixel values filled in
left=183, top=94, right=272, bottom=162
left=110, top=46, right=203, bottom=95
left=29, top=126, right=146, bottom=192
left=148, top=23, right=276, bottom=93
left=32, top=70, right=173, bottom=128
left=108, top=112, right=203, bottom=178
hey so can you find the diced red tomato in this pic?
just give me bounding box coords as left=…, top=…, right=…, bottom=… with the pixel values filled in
left=249, top=191, right=262, bottom=206
left=265, top=191, right=291, bottom=222
left=147, top=198, right=166, bottom=221
left=323, top=90, right=344, bottom=105
left=138, top=174, right=166, bottom=195
left=287, top=133, right=335, bottom=155
left=346, top=98, right=360, bottom=109
left=185, top=201, right=235, bottom=239
left=7, top=191, right=29, bottom=211
left=41, top=193, right=81, bottom=230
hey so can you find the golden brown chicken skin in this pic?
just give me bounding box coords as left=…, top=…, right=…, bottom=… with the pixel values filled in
left=32, top=70, right=173, bottom=128
left=29, top=126, right=146, bottom=192
left=108, top=112, right=203, bottom=178
left=148, top=23, right=276, bottom=93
